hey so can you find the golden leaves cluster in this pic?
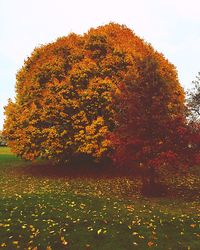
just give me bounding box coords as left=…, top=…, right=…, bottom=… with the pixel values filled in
left=3, top=23, right=183, bottom=162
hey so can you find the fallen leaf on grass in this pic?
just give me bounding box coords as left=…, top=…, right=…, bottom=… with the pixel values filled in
left=147, top=241, right=154, bottom=247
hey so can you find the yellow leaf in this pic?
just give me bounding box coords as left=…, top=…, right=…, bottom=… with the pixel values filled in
left=97, top=229, right=102, bottom=235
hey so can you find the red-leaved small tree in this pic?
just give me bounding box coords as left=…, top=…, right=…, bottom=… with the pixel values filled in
left=109, top=55, right=200, bottom=195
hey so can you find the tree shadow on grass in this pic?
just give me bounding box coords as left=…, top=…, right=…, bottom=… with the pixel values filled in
left=14, top=154, right=140, bottom=180
left=10, top=154, right=200, bottom=200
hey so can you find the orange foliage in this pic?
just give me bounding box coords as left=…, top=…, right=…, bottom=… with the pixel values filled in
left=3, top=23, right=185, bottom=163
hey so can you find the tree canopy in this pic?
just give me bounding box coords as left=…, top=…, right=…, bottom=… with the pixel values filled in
left=109, top=56, right=200, bottom=193
left=3, top=23, right=191, bottom=165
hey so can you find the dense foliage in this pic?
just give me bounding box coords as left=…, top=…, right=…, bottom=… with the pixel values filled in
left=4, top=23, right=198, bottom=169
left=109, top=55, right=200, bottom=190
left=2, top=23, right=156, bottom=162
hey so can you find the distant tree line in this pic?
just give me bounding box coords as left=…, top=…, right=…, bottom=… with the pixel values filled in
left=0, top=130, right=6, bottom=146
left=187, top=72, right=200, bottom=121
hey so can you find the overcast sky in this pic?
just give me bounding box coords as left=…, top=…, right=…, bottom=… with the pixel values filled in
left=0, top=0, right=200, bottom=129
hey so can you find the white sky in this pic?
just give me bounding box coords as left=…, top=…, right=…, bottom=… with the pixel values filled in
left=0, top=0, right=200, bottom=129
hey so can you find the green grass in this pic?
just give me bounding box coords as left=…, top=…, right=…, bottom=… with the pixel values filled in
left=0, top=148, right=200, bottom=249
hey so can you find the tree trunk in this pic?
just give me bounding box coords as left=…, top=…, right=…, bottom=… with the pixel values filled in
left=141, top=166, right=157, bottom=196
left=149, top=166, right=156, bottom=186
left=141, top=165, right=168, bottom=197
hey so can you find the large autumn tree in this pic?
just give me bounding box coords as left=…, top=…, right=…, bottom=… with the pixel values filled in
left=4, top=23, right=191, bottom=165
left=109, top=54, right=200, bottom=193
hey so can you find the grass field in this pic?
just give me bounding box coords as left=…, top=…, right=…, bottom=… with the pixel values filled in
left=0, top=147, right=200, bottom=249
